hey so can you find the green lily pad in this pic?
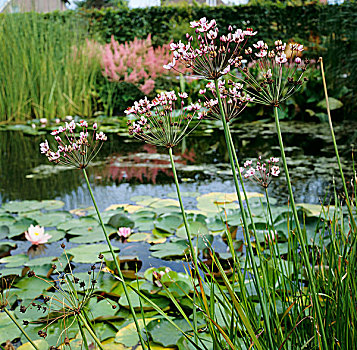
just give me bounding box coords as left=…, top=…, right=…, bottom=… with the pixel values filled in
left=147, top=318, right=192, bottom=347
left=127, top=232, right=166, bottom=244
left=67, top=244, right=120, bottom=264
left=8, top=218, right=37, bottom=238
left=150, top=240, right=189, bottom=259
left=18, top=340, right=49, bottom=350
left=47, top=229, right=66, bottom=243
left=0, top=311, right=22, bottom=343
left=0, top=254, right=29, bottom=267
left=155, top=215, right=182, bottom=234
left=108, top=214, right=134, bottom=229
left=29, top=211, right=72, bottom=227
left=3, top=200, right=45, bottom=213
left=167, top=191, right=200, bottom=198
left=57, top=217, right=97, bottom=231
left=40, top=200, right=65, bottom=210
left=176, top=221, right=209, bottom=239
left=317, top=97, right=343, bottom=111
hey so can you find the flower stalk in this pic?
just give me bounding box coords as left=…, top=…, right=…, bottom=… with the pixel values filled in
left=77, top=313, right=104, bottom=350
left=3, top=308, right=39, bottom=350
left=168, top=148, right=199, bottom=273
left=273, top=106, right=328, bottom=350
left=319, top=57, right=356, bottom=233
left=215, top=79, right=275, bottom=349
left=82, top=169, right=146, bottom=349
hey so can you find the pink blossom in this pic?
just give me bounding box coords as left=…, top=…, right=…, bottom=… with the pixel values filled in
left=118, top=227, right=131, bottom=239
left=25, top=225, right=51, bottom=245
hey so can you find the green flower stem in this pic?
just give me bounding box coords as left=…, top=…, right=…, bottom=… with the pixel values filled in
left=168, top=148, right=199, bottom=273
left=273, top=106, right=328, bottom=350
left=3, top=308, right=39, bottom=350
left=319, top=57, right=356, bottom=233
left=82, top=169, right=146, bottom=349
left=215, top=79, right=274, bottom=349
left=77, top=313, right=104, bottom=350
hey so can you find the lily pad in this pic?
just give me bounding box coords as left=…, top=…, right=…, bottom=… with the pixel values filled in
left=3, top=200, right=44, bottom=213
left=108, top=214, right=134, bottom=229
left=150, top=240, right=189, bottom=259
left=155, top=215, right=182, bottom=234
left=176, top=221, right=209, bottom=239
left=67, top=244, right=120, bottom=264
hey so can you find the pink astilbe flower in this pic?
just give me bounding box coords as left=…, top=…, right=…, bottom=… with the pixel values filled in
left=25, top=225, right=52, bottom=245
left=164, top=17, right=256, bottom=80
left=101, top=35, right=178, bottom=95
left=125, top=91, right=202, bottom=148
left=40, top=120, right=107, bottom=169
left=240, top=156, right=280, bottom=188
left=236, top=40, right=309, bottom=106
left=198, top=79, right=253, bottom=123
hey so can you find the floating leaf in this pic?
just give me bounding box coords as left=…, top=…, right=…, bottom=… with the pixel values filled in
left=167, top=191, right=199, bottom=198
left=3, top=200, right=44, bottom=213
left=40, top=200, right=64, bottom=210
left=176, top=221, right=209, bottom=239
left=150, top=240, right=189, bottom=259
left=105, top=204, right=143, bottom=213
left=115, top=319, right=148, bottom=347
left=18, top=340, right=49, bottom=350
left=108, top=214, right=134, bottom=229
left=0, top=254, right=29, bottom=267
left=67, top=244, right=120, bottom=264
left=155, top=215, right=182, bottom=234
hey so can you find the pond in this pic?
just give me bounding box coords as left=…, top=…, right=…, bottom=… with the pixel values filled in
left=1, top=119, right=355, bottom=208
left=0, top=118, right=355, bottom=347
left=0, top=118, right=355, bottom=275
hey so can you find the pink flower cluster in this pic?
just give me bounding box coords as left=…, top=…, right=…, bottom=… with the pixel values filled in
left=164, top=17, right=256, bottom=80
left=199, top=79, right=254, bottom=122
left=240, top=156, right=280, bottom=188
left=101, top=35, right=177, bottom=95
left=238, top=39, right=309, bottom=106
left=118, top=227, right=131, bottom=240
left=40, top=120, right=107, bottom=169
left=125, top=91, right=202, bottom=148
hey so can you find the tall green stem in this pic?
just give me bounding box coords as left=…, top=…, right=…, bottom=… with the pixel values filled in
left=168, top=148, right=199, bottom=273
left=319, top=57, right=356, bottom=233
left=273, top=106, right=328, bottom=349
left=82, top=169, right=146, bottom=349
left=215, top=79, right=274, bottom=349
left=3, top=308, right=39, bottom=350
left=77, top=313, right=104, bottom=350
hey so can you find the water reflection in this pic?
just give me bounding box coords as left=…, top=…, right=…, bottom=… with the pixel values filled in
left=0, top=120, right=356, bottom=208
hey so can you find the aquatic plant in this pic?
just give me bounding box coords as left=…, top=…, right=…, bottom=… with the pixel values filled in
left=25, top=225, right=51, bottom=246
left=164, top=17, right=256, bottom=80
left=40, top=120, right=146, bottom=348
left=125, top=91, right=202, bottom=274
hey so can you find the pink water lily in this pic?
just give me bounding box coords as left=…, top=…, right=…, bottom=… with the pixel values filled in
left=118, top=227, right=131, bottom=239
left=25, top=225, right=52, bottom=245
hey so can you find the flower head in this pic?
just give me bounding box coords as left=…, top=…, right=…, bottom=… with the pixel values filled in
left=240, top=156, right=280, bottom=188
left=164, top=18, right=256, bottom=80
left=118, top=227, right=131, bottom=239
left=125, top=91, right=202, bottom=148
left=40, top=120, right=106, bottom=169
left=265, top=230, right=277, bottom=244
left=25, top=225, right=52, bottom=245
left=236, top=40, right=309, bottom=106
left=199, top=79, right=253, bottom=123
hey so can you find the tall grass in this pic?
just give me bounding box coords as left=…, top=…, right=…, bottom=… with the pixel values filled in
left=0, top=13, right=100, bottom=123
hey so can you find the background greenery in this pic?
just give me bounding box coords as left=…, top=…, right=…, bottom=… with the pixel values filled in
left=0, top=2, right=355, bottom=122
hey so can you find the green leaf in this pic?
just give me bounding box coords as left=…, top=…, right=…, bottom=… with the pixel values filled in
left=176, top=221, right=209, bottom=239
left=67, top=244, right=120, bottom=264
left=317, top=97, right=343, bottom=111
left=108, top=214, right=134, bottom=229
left=150, top=240, right=189, bottom=259
left=155, top=215, right=182, bottom=233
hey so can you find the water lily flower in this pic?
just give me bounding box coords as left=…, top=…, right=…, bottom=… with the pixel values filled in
left=40, top=120, right=107, bottom=169
left=25, top=225, right=51, bottom=245
left=118, top=227, right=131, bottom=239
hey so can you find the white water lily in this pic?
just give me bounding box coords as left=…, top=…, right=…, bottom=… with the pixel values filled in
left=25, top=225, right=51, bottom=245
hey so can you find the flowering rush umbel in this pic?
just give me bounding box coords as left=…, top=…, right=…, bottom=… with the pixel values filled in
left=164, top=17, right=256, bottom=80
left=40, top=120, right=107, bottom=169
left=240, top=156, right=280, bottom=188
left=125, top=91, right=202, bottom=148
left=199, top=79, right=253, bottom=123
left=236, top=40, right=309, bottom=106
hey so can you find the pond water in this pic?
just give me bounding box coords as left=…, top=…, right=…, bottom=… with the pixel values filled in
left=1, top=120, right=355, bottom=208
left=0, top=119, right=355, bottom=273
